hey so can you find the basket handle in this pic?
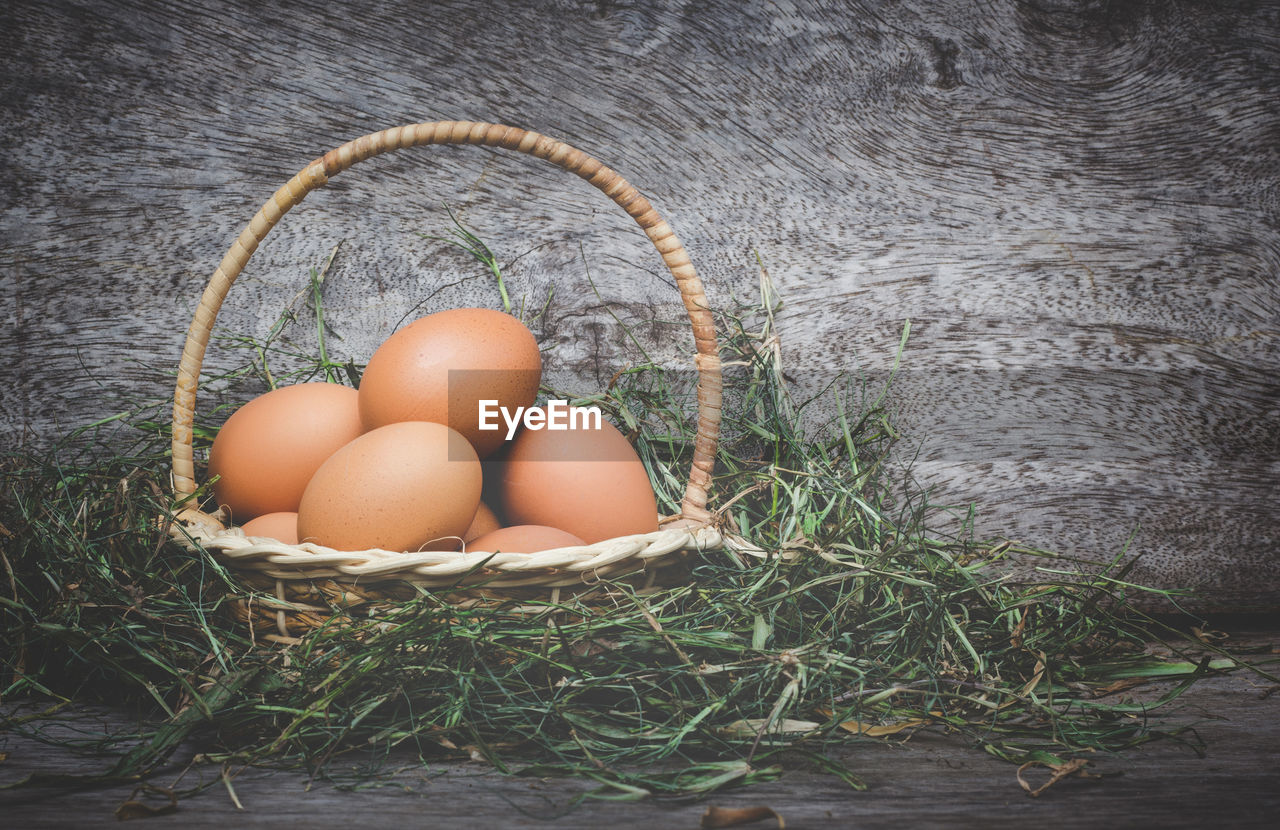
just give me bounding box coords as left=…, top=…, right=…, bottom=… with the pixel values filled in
left=171, top=121, right=721, bottom=523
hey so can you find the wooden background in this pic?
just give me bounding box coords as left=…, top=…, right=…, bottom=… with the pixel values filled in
left=2, top=0, right=1277, bottom=610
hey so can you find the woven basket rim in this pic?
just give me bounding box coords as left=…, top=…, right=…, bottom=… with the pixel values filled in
left=176, top=509, right=724, bottom=588
left=168, top=121, right=724, bottom=585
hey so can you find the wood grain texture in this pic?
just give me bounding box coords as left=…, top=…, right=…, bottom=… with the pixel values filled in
left=1, top=0, right=1277, bottom=609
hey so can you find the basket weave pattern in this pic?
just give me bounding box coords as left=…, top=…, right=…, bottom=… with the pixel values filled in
left=169, top=121, right=724, bottom=588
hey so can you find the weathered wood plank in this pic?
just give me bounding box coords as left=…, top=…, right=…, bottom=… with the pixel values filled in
left=1, top=0, right=1277, bottom=608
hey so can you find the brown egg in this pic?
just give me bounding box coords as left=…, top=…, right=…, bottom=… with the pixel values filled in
left=462, top=501, right=502, bottom=542
left=240, top=512, right=300, bottom=545
left=208, top=383, right=363, bottom=521
left=468, top=525, right=585, bottom=554
left=358, top=308, right=541, bottom=458
left=297, top=421, right=482, bottom=552
left=499, top=406, right=659, bottom=543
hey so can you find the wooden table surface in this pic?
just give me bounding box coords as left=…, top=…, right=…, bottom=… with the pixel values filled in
left=3, top=628, right=1277, bottom=829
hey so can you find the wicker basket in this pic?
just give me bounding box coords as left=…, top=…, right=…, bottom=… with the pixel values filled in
left=167, top=121, right=726, bottom=635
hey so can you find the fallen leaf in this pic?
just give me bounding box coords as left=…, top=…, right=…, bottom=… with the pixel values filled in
left=1192, top=626, right=1228, bottom=645
left=701, top=804, right=785, bottom=829
left=836, top=718, right=927, bottom=736
left=1016, top=758, right=1098, bottom=797
left=1010, top=652, right=1047, bottom=705
left=1009, top=608, right=1029, bottom=649
left=115, top=784, right=178, bottom=820
left=814, top=706, right=932, bottom=736
left=1093, top=676, right=1151, bottom=697
left=718, top=718, right=819, bottom=738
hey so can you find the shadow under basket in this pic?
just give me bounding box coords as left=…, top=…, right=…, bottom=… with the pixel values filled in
left=165, top=121, right=727, bottom=639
